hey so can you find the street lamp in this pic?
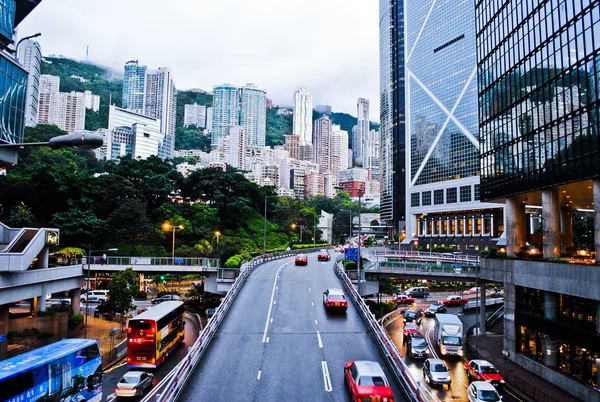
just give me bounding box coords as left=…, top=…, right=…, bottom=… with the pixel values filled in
left=336, top=185, right=364, bottom=281
left=13, top=32, right=41, bottom=59
left=291, top=223, right=304, bottom=243
left=263, top=195, right=277, bottom=254
left=215, top=231, right=221, bottom=248
left=340, top=209, right=353, bottom=243
left=163, top=222, right=184, bottom=264
left=85, top=248, right=118, bottom=339
left=0, top=132, right=103, bottom=150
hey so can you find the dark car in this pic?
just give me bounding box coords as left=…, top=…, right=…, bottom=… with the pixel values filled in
left=407, top=333, right=430, bottom=359
left=403, top=308, right=422, bottom=324
left=424, top=304, right=447, bottom=317
left=151, top=294, right=182, bottom=304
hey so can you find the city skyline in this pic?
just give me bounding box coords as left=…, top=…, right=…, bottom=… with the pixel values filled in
left=17, top=0, right=380, bottom=119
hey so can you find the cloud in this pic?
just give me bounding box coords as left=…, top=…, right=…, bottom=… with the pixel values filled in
left=18, top=0, right=380, bottom=121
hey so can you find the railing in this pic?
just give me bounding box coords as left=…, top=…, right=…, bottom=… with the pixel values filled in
left=486, top=305, right=504, bottom=328
left=374, top=260, right=479, bottom=275
left=83, top=256, right=221, bottom=269
left=334, top=260, right=438, bottom=402
left=369, top=250, right=480, bottom=265
left=147, top=248, right=320, bottom=402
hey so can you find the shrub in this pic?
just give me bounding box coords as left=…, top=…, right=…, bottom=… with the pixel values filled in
left=69, top=313, right=84, bottom=329
left=37, top=331, right=54, bottom=339
left=36, top=310, right=56, bottom=317
left=224, top=255, right=243, bottom=268
left=9, top=328, right=40, bottom=337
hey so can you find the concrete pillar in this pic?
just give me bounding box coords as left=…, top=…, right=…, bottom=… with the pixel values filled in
left=560, top=206, right=573, bottom=251
left=454, top=217, right=458, bottom=236
left=0, top=305, right=9, bottom=360
left=70, top=288, right=81, bottom=314
left=424, top=219, right=428, bottom=236
left=544, top=292, right=558, bottom=322
left=491, top=213, right=495, bottom=237
left=594, top=179, right=600, bottom=259
left=543, top=336, right=560, bottom=369
left=479, top=282, right=487, bottom=335
left=542, top=189, right=560, bottom=259
left=447, top=218, right=451, bottom=236
left=597, top=302, right=600, bottom=336
left=38, top=284, right=48, bottom=313
left=462, top=217, right=467, bottom=235
left=506, top=196, right=527, bottom=257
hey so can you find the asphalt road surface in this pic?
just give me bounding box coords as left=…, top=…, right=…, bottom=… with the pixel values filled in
left=177, top=254, right=410, bottom=401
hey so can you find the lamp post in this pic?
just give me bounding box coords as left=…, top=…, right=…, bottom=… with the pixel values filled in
left=340, top=209, right=353, bottom=243
left=0, top=132, right=103, bottom=150
left=263, top=195, right=277, bottom=254
left=336, top=185, right=364, bottom=281
left=14, top=32, right=41, bottom=59
left=291, top=224, right=304, bottom=243
left=215, top=231, right=221, bottom=249
left=85, top=248, right=118, bottom=339
left=163, top=222, right=183, bottom=293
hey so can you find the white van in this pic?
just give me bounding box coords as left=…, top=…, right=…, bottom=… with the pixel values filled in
left=81, top=290, right=109, bottom=303
left=405, top=286, right=430, bottom=298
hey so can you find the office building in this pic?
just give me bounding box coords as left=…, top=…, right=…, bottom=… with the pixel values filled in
left=476, top=1, right=600, bottom=400
left=240, top=83, right=267, bottom=146
left=293, top=87, right=312, bottom=145
left=84, top=90, right=100, bottom=112
left=363, top=129, right=380, bottom=178
left=331, top=124, right=350, bottom=171
left=184, top=103, right=206, bottom=128
left=211, top=83, right=240, bottom=145
left=379, top=0, right=406, bottom=232
left=17, top=39, right=41, bottom=127
left=313, top=115, right=332, bottom=174
left=404, top=1, right=502, bottom=252
left=354, top=98, right=370, bottom=165
left=122, top=60, right=146, bottom=110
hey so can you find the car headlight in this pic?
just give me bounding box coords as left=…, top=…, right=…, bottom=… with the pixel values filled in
left=425, top=349, right=430, bottom=354
left=440, top=346, right=447, bottom=354
left=500, top=380, right=505, bottom=383
left=458, top=349, right=464, bottom=356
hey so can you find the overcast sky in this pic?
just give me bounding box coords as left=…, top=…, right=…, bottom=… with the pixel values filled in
left=18, top=0, right=380, bottom=120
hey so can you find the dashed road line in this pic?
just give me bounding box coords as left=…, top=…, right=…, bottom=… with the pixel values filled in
left=317, top=331, right=323, bottom=348
left=262, top=263, right=287, bottom=343
left=257, top=370, right=262, bottom=380
left=321, top=361, right=333, bottom=392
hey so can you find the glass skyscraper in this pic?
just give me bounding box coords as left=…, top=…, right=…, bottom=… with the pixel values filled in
left=240, top=83, right=267, bottom=147
left=211, top=83, right=241, bottom=146
left=122, top=60, right=146, bottom=111
left=379, top=0, right=406, bottom=231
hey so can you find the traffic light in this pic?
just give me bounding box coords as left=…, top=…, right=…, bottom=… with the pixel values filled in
left=160, top=275, right=165, bottom=280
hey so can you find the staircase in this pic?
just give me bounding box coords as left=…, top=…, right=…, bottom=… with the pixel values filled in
left=487, top=305, right=504, bottom=334
left=5, top=229, right=39, bottom=252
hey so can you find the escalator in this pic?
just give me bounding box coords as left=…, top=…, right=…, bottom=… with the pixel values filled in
left=5, top=229, right=39, bottom=253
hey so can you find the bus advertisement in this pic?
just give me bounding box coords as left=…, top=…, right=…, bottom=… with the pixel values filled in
left=127, top=300, right=185, bottom=368
left=0, top=338, right=102, bottom=402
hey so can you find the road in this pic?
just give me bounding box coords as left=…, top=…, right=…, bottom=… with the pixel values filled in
left=178, top=254, right=409, bottom=401
left=385, top=297, right=521, bottom=402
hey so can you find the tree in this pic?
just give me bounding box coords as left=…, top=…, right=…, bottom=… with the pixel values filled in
left=105, top=268, right=137, bottom=331
left=50, top=209, right=108, bottom=250
left=379, top=278, right=396, bottom=295
left=8, top=203, right=37, bottom=227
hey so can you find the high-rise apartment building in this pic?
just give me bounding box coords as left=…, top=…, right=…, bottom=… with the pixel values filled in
left=37, top=91, right=86, bottom=133
left=240, top=83, right=267, bottom=147
left=363, top=129, right=380, bottom=178
left=184, top=103, right=207, bottom=128
left=39, top=74, right=59, bottom=94
left=379, top=0, right=406, bottom=232
left=331, top=124, right=350, bottom=172
left=206, top=107, right=213, bottom=132
left=354, top=98, right=370, bottom=165
left=84, top=90, right=100, bottom=112
left=404, top=1, right=502, bottom=251
left=293, top=87, right=313, bottom=145
left=284, top=134, right=300, bottom=160
left=17, top=39, right=41, bottom=127
left=211, top=83, right=240, bottom=145
left=227, top=125, right=246, bottom=169
left=122, top=60, right=146, bottom=110
left=144, top=67, right=176, bottom=138
left=476, top=2, right=600, bottom=400
left=313, top=115, right=332, bottom=174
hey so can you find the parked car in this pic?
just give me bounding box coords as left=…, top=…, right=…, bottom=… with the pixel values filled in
left=395, top=294, right=415, bottom=305
left=344, top=361, right=394, bottom=402
left=407, top=333, right=430, bottom=358
left=403, top=322, right=419, bottom=341
left=424, top=304, right=447, bottom=317
left=403, top=308, right=422, bottom=324
left=440, top=295, right=469, bottom=306
left=467, top=381, right=502, bottom=402
left=115, top=371, right=154, bottom=398
left=295, top=254, right=308, bottom=266
left=423, top=358, right=451, bottom=388
left=81, top=290, right=109, bottom=303
left=464, top=287, right=482, bottom=295
left=151, top=294, right=182, bottom=304
left=317, top=249, right=331, bottom=261
left=464, top=360, right=505, bottom=387
left=322, top=288, right=348, bottom=312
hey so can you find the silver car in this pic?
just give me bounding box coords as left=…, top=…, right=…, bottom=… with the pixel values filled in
left=115, top=371, right=154, bottom=397
left=423, top=358, right=451, bottom=388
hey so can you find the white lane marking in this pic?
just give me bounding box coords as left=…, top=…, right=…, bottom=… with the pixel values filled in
left=309, top=288, right=311, bottom=291
left=317, top=331, right=323, bottom=348
left=270, top=318, right=273, bottom=323
left=307, top=276, right=310, bottom=280
left=266, top=337, right=270, bottom=343
left=321, top=361, right=333, bottom=392
left=262, top=263, right=287, bottom=343
left=257, top=371, right=261, bottom=380
left=107, top=394, right=116, bottom=402
left=274, top=300, right=276, bottom=304
left=276, top=286, right=278, bottom=290
left=315, top=320, right=318, bottom=325
left=312, top=302, right=314, bottom=306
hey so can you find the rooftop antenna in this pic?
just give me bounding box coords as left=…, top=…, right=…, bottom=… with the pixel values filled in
left=86, top=45, right=89, bottom=61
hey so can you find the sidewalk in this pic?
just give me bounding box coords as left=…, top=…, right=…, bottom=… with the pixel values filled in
left=465, top=334, right=582, bottom=402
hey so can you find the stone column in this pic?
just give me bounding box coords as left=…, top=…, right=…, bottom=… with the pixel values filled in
left=70, top=288, right=81, bottom=314
left=594, top=179, right=600, bottom=259
left=454, top=217, right=459, bottom=236
left=38, top=284, right=48, bottom=313
left=479, top=282, right=487, bottom=335
left=491, top=213, right=495, bottom=237
left=560, top=206, right=573, bottom=252
left=543, top=336, right=560, bottom=369
left=0, top=305, right=9, bottom=360
left=542, top=189, right=560, bottom=259
left=424, top=219, right=428, bottom=236
left=447, top=218, right=451, bottom=236
left=544, top=292, right=558, bottom=321
left=463, top=217, right=467, bottom=235
left=506, top=196, right=526, bottom=257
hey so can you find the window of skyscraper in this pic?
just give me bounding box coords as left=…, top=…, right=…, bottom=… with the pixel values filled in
left=460, top=186, right=472, bottom=203
left=434, top=189, right=444, bottom=205
left=446, top=188, right=457, bottom=203
left=422, top=191, right=432, bottom=206
left=474, top=184, right=480, bottom=201
left=411, top=193, right=420, bottom=207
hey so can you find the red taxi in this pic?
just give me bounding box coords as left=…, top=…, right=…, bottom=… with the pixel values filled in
left=344, top=360, right=394, bottom=402
left=294, top=253, right=308, bottom=266
left=317, top=249, right=331, bottom=261
left=395, top=294, right=415, bottom=305
left=403, top=322, right=419, bottom=340
left=440, top=295, right=469, bottom=306
left=464, top=359, right=505, bottom=387
left=323, top=288, right=348, bottom=311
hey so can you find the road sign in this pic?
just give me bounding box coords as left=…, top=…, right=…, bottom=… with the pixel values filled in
left=344, top=247, right=359, bottom=261
left=0, top=334, right=5, bottom=342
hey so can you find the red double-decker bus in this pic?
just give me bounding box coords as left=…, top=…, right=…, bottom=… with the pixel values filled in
left=127, top=301, right=185, bottom=368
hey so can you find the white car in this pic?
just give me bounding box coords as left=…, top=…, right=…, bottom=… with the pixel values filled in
left=115, top=371, right=154, bottom=397
left=467, top=381, right=502, bottom=402
left=423, top=358, right=451, bottom=388
left=81, top=290, right=109, bottom=303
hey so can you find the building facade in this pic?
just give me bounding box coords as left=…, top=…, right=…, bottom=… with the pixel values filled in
left=37, top=91, right=86, bottom=133
left=39, top=74, right=59, bottom=94
left=122, top=60, right=146, bottom=110
left=240, top=83, right=267, bottom=147
left=354, top=97, right=370, bottom=165
left=379, top=0, right=406, bottom=232
left=404, top=0, right=502, bottom=253
left=227, top=125, right=245, bottom=169
left=184, top=103, right=206, bottom=128
left=144, top=67, right=176, bottom=138
left=293, top=87, right=313, bottom=145
left=17, top=39, right=41, bottom=127
left=211, top=83, right=240, bottom=145
left=313, top=115, right=332, bottom=174
left=476, top=1, right=600, bottom=400
left=331, top=124, right=350, bottom=171
left=84, top=90, right=100, bottom=112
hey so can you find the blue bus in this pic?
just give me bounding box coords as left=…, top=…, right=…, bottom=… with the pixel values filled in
left=0, top=338, right=102, bottom=402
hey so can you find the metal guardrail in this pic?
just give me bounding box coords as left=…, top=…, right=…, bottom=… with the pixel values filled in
left=374, top=260, right=479, bottom=274
left=148, top=248, right=322, bottom=402
left=335, top=260, right=445, bottom=402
